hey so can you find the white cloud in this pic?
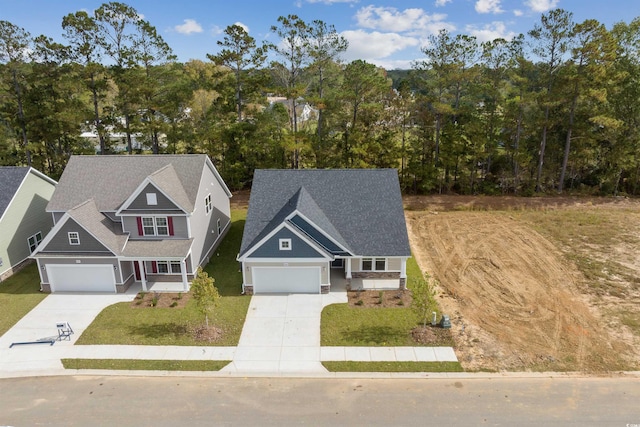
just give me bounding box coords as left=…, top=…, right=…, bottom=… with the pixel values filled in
left=355, top=5, right=454, bottom=36
left=174, top=19, right=203, bottom=35
left=211, top=25, right=224, bottom=36
left=475, top=0, right=504, bottom=14
left=372, top=58, right=417, bottom=70
left=341, top=29, right=419, bottom=61
left=466, top=21, right=516, bottom=42
left=234, top=22, right=250, bottom=33
left=435, top=0, right=452, bottom=6
left=513, top=9, right=524, bottom=16
left=524, top=0, right=559, bottom=13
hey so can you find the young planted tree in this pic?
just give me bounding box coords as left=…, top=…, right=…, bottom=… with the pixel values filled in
left=411, top=272, right=437, bottom=329
left=190, top=268, right=220, bottom=328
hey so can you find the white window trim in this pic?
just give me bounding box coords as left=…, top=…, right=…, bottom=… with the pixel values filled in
left=27, top=231, right=42, bottom=253
left=142, top=216, right=169, bottom=237
left=362, top=257, right=387, bottom=271
left=205, top=194, right=212, bottom=215
left=146, top=193, right=158, bottom=206
left=279, top=238, right=292, bottom=251
left=68, top=232, right=80, bottom=245
left=156, top=260, right=182, bottom=274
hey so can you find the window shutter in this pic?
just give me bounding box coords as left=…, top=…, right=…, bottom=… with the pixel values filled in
left=168, top=217, right=174, bottom=236
left=152, top=261, right=157, bottom=274
left=136, top=217, right=143, bottom=235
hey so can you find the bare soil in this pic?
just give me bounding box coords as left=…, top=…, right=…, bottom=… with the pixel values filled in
left=405, top=195, right=640, bottom=373
left=131, top=292, right=190, bottom=308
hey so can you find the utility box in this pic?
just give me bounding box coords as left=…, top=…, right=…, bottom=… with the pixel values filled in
left=439, top=314, right=451, bottom=329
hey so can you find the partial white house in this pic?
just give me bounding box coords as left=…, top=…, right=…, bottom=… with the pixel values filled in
left=238, top=169, right=411, bottom=294
left=0, top=167, right=57, bottom=281
left=32, top=155, right=231, bottom=293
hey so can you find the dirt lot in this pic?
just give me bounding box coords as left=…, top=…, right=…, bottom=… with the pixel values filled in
left=405, top=195, right=640, bottom=372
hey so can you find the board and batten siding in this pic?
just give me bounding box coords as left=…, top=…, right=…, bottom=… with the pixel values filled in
left=249, top=227, right=327, bottom=258
left=0, top=171, right=55, bottom=277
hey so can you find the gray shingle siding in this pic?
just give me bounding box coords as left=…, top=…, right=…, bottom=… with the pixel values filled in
left=249, top=227, right=327, bottom=258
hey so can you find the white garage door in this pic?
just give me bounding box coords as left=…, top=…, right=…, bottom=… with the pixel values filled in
left=47, top=264, right=116, bottom=293
left=252, top=267, right=320, bottom=294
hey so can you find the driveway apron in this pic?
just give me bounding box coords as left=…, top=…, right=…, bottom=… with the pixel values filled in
left=223, top=290, right=347, bottom=374
left=0, top=291, right=136, bottom=373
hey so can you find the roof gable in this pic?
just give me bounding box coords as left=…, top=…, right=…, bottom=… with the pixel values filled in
left=240, top=169, right=411, bottom=257
left=0, top=167, right=29, bottom=219
left=47, top=155, right=217, bottom=213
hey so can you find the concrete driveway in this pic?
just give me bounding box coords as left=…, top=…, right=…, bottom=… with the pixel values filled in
left=222, top=290, right=347, bottom=374
left=0, top=291, right=136, bottom=373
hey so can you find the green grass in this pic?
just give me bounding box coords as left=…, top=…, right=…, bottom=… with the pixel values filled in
left=0, top=264, right=47, bottom=336
left=322, top=361, right=463, bottom=372
left=321, top=256, right=452, bottom=347
left=62, top=358, right=230, bottom=371
left=76, top=210, right=250, bottom=346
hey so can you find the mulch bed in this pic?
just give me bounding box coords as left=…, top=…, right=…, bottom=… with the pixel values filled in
left=131, top=291, right=190, bottom=308
left=191, top=325, right=224, bottom=342
left=411, top=326, right=455, bottom=346
left=347, top=289, right=412, bottom=308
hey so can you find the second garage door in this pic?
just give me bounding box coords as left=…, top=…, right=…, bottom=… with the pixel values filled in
left=252, top=266, right=320, bottom=294
left=47, top=264, right=116, bottom=293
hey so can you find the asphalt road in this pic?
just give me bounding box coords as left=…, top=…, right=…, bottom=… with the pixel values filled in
left=1, top=375, right=638, bottom=426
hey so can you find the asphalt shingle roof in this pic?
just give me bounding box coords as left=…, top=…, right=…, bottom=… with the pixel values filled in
left=66, top=199, right=128, bottom=256
left=240, top=169, right=411, bottom=257
left=47, top=155, right=208, bottom=212
left=0, top=167, right=29, bottom=219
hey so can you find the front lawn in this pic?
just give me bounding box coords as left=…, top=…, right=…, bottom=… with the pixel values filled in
left=76, top=209, right=250, bottom=346
left=62, top=359, right=230, bottom=371
left=321, top=256, right=453, bottom=347
left=0, top=264, right=47, bottom=336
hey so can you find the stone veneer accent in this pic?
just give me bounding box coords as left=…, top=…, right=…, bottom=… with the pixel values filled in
left=352, top=271, right=401, bottom=279
left=244, top=285, right=254, bottom=295
left=321, top=284, right=329, bottom=294
left=41, top=283, right=51, bottom=293
left=399, top=277, right=406, bottom=290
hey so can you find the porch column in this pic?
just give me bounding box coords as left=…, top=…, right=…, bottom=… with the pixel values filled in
left=181, top=259, right=188, bottom=291
left=400, top=257, right=407, bottom=279
left=346, top=258, right=352, bottom=279
left=138, top=260, right=147, bottom=292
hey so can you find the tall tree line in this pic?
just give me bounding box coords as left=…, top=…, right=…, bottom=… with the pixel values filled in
left=1, top=4, right=640, bottom=196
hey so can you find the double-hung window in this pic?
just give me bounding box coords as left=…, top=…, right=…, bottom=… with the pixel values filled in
left=156, top=261, right=182, bottom=274
left=142, top=217, right=169, bottom=236
left=28, top=232, right=42, bottom=253
left=68, top=232, right=80, bottom=245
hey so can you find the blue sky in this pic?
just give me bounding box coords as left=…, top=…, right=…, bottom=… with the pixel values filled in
left=2, top=0, right=639, bottom=69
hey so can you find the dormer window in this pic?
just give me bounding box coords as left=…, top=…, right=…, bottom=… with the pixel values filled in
left=68, top=232, right=80, bottom=245
left=279, top=238, right=292, bottom=251
left=146, top=193, right=157, bottom=205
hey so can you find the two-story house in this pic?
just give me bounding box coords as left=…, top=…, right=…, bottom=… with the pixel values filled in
left=31, top=155, right=231, bottom=293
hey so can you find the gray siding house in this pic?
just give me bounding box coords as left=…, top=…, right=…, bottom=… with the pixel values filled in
left=0, top=167, right=57, bottom=281
left=31, top=155, right=231, bottom=293
left=238, top=169, right=411, bottom=294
